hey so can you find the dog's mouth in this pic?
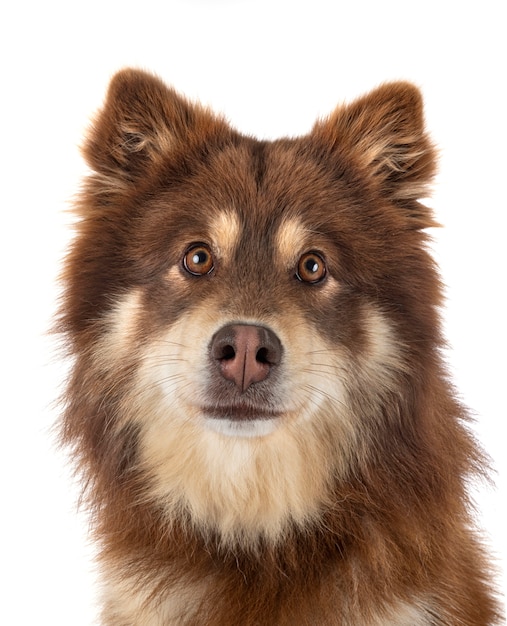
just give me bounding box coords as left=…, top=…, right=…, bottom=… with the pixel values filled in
left=200, top=404, right=283, bottom=438
left=200, top=404, right=283, bottom=422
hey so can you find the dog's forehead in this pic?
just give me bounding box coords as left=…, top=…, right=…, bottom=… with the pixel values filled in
left=184, top=140, right=338, bottom=264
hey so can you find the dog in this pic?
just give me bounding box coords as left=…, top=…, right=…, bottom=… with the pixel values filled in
left=58, top=69, right=501, bottom=624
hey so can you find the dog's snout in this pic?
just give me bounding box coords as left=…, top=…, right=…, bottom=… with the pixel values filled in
left=210, top=324, right=282, bottom=392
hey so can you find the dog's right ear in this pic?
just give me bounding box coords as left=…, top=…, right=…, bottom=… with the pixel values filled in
left=83, top=69, right=227, bottom=184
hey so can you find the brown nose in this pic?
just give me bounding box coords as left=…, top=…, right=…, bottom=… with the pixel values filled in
left=210, top=324, right=282, bottom=392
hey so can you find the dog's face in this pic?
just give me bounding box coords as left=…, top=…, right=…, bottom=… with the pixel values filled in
left=63, top=70, right=437, bottom=547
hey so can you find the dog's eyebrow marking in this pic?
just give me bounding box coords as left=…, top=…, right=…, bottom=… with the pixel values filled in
left=209, top=211, right=241, bottom=258
left=275, top=217, right=311, bottom=265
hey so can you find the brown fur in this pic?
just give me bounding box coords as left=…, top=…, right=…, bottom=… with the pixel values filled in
left=58, top=69, right=502, bottom=624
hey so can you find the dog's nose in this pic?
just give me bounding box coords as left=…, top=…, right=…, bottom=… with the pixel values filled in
left=210, top=324, right=282, bottom=392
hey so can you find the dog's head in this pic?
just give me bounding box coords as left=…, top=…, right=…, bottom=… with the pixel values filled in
left=61, top=70, right=438, bottom=547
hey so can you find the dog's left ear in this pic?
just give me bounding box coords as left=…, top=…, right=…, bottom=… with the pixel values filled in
left=313, top=82, right=437, bottom=208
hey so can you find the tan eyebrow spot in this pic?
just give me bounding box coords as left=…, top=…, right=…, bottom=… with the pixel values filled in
left=208, top=211, right=241, bottom=258
left=275, top=216, right=311, bottom=266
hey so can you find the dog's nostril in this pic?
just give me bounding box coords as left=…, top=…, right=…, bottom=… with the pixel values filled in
left=210, top=324, right=282, bottom=392
left=220, top=344, right=236, bottom=360
left=256, top=347, right=270, bottom=364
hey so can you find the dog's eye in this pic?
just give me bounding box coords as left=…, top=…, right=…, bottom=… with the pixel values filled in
left=296, top=252, right=327, bottom=284
left=183, top=244, right=214, bottom=276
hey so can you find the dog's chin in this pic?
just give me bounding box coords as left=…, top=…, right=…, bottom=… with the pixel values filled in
left=203, top=417, right=281, bottom=438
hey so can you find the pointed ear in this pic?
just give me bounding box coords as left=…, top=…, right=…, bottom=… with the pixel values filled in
left=83, top=69, right=226, bottom=183
left=313, top=82, right=437, bottom=204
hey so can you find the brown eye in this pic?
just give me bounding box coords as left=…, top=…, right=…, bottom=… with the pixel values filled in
left=183, top=244, right=214, bottom=276
left=296, top=252, right=327, bottom=284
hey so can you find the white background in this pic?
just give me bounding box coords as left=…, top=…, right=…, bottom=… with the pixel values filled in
left=2, top=1, right=505, bottom=623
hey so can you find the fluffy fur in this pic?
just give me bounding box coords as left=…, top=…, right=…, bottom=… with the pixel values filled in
left=58, top=69, right=501, bottom=624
